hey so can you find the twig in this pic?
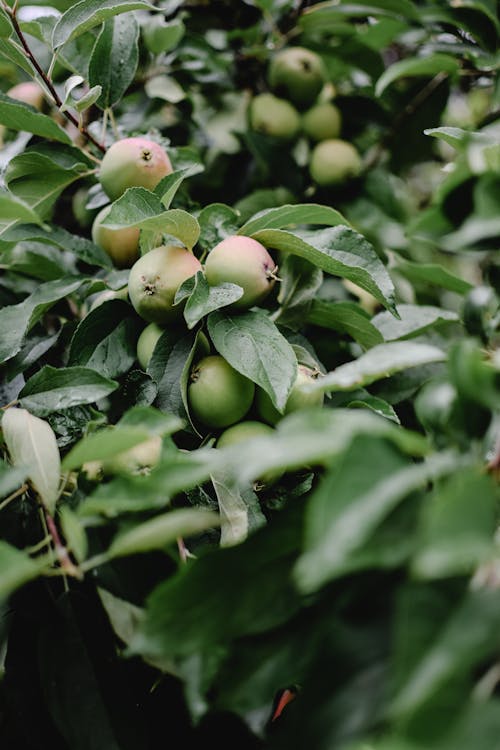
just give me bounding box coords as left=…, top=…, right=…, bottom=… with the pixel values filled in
left=3, top=2, right=106, bottom=154
left=0, top=482, right=28, bottom=512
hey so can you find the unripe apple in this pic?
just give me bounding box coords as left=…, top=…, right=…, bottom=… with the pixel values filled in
left=72, top=186, right=98, bottom=229
left=249, top=93, right=301, bottom=140
left=101, top=435, right=162, bottom=476
left=91, top=205, right=140, bottom=269
left=136, top=322, right=164, bottom=370
left=128, top=244, right=202, bottom=324
left=268, top=47, right=326, bottom=109
left=309, top=138, right=362, bottom=187
left=7, top=81, right=45, bottom=110
left=98, top=137, right=173, bottom=201
left=188, top=355, right=255, bottom=429
left=204, top=235, right=277, bottom=310
left=256, top=365, right=325, bottom=425
left=216, top=420, right=282, bottom=488
left=302, top=101, right=342, bottom=142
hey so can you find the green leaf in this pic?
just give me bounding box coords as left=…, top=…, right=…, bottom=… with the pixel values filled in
left=308, top=342, right=447, bottom=395
left=0, top=93, right=71, bottom=144
left=217, top=408, right=428, bottom=490
left=2, top=408, right=61, bottom=513
left=88, top=13, right=139, bottom=109
left=391, top=588, right=500, bottom=719
left=392, top=256, right=473, bottom=295
left=59, top=506, right=88, bottom=563
left=109, top=508, right=219, bottom=558
left=294, top=437, right=467, bottom=593
left=0, top=7, right=12, bottom=37
left=251, top=226, right=397, bottom=315
left=0, top=541, right=46, bottom=600
left=207, top=309, right=297, bottom=412
left=307, top=299, right=384, bottom=350
left=375, top=54, right=460, bottom=97
left=62, top=426, right=150, bottom=470
left=412, top=469, right=498, bottom=579
left=0, top=189, right=45, bottom=226
left=52, top=0, right=155, bottom=48
left=372, top=304, right=459, bottom=341
left=147, top=326, right=197, bottom=425
left=101, top=189, right=200, bottom=249
left=62, top=412, right=182, bottom=470
left=130, top=508, right=303, bottom=662
left=239, top=203, right=349, bottom=235
left=1, top=144, right=93, bottom=230
left=142, top=16, right=185, bottom=55
left=0, top=223, right=112, bottom=268
left=176, top=272, right=243, bottom=329
left=78, top=448, right=219, bottom=516
left=67, top=299, right=141, bottom=379
left=210, top=468, right=266, bottom=548
left=0, top=277, right=84, bottom=364
left=19, top=366, right=118, bottom=417
left=300, top=0, right=419, bottom=31
left=0, top=461, right=29, bottom=500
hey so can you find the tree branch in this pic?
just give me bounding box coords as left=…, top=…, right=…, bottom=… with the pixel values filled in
left=4, top=3, right=106, bottom=154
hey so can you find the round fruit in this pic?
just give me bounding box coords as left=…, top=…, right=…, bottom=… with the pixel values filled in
left=101, top=435, right=162, bottom=476
left=72, top=186, right=97, bottom=229
left=302, top=101, right=342, bottom=142
left=128, top=244, right=202, bottom=324
left=188, top=355, right=255, bottom=429
left=216, top=420, right=282, bottom=487
left=99, top=137, right=173, bottom=201
left=249, top=93, right=301, bottom=140
left=91, top=205, right=140, bottom=269
left=309, top=138, right=362, bottom=187
left=268, top=46, right=326, bottom=109
left=136, top=322, right=164, bottom=370
left=7, top=81, right=45, bottom=110
left=256, top=365, right=325, bottom=425
left=204, top=235, right=277, bottom=310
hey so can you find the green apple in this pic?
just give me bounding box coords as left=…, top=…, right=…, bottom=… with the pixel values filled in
left=99, top=137, right=173, bottom=201
left=204, top=235, right=277, bottom=310
left=249, top=93, right=301, bottom=140
left=256, top=365, right=325, bottom=425
left=101, top=435, right=162, bottom=476
left=188, top=355, right=255, bottom=429
left=128, top=244, right=202, bottom=324
left=216, top=420, right=282, bottom=487
left=91, top=205, right=140, bottom=269
left=302, top=101, right=342, bottom=142
left=268, top=46, right=326, bottom=109
left=309, top=138, right=362, bottom=187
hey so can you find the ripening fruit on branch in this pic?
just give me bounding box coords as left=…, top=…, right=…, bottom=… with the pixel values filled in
left=204, top=235, right=278, bottom=310
left=128, top=244, right=202, bottom=324
left=302, top=101, right=342, bottom=142
left=268, top=46, right=326, bottom=109
left=136, top=322, right=164, bottom=370
left=98, top=137, right=173, bottom=201
left=91, top=205, right=140, bottom=269
left=249, top=93, right=301, bottom=141
left=188, top=355, right=255, bottom=429
left=101, top=435, right=162, bottom=476
left=6, top=81, right=45, bottom=110
left=216, top=420, right=283, bottom=488
left=309, top=138, right=362, bottom=187
left=256, top=365, right=325, bottom=425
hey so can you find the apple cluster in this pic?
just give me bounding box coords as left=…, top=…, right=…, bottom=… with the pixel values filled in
left=89, top=136, right=324, bottom=482
left=248, top=46, right=362, bottom=187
